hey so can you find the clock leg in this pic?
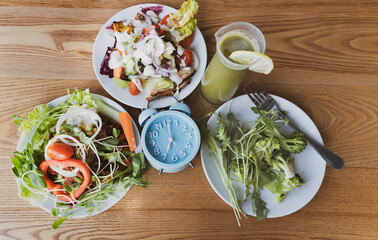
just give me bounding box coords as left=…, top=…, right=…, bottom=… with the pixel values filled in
left=189, top=162, right=195, bottom=168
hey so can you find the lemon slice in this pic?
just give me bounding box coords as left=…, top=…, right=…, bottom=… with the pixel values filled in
left=229, top=51, right=274, bottom=74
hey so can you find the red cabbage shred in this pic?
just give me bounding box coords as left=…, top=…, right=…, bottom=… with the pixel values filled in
left=141, top=5, right=163, bottom=15
left=100, top=47, right=115, bottom=78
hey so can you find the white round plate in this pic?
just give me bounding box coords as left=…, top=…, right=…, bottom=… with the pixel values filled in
left=200, top=94, right=326, bottom=218
left=16, top=94, right=141, bottom=218
left=93, top=4, right=207, bottom=109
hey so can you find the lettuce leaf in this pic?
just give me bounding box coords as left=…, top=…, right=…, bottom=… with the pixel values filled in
left=176, top=19, right=197, bottom=42
left=145, top=77, right=175, bottom=97
left=12, top=145, right=47, bottom=205
left=251, top=189, right=268, bottom=221
left=169, top=0, right=198, bottom=28
left=14, top=104, right=50, bottom=134
left=168, top=0, right=198, bottom=42
left=63, top=89, right=97, bottom=109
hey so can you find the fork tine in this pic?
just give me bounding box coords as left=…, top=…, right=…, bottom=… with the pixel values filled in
left=250, top=80, right=271, bottom=99
left=252, top=92, right=264, bottom=103
left=243, top=88, right=260, bottom=107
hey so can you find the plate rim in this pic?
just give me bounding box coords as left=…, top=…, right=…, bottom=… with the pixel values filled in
left=200, top=94, right=326, bottom=218
left=92, top=3, right=207, bottom=109
left=15, top=93, right=141, bottom=218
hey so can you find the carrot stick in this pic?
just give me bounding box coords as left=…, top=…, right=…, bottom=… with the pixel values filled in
left=118, top=112, right=136, bottom=152
left=114, top=66, right=123, bottom=79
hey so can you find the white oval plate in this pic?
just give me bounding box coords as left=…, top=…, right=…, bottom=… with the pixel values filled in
left=93, top=4, right=207, bottom=109
left=200, top=94, right=326, bottom=218
left=16, top=94, right=141, bottom=218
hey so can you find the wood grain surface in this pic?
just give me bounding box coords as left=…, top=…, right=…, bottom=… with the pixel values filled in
left=0, top=0, right=377, bottom=239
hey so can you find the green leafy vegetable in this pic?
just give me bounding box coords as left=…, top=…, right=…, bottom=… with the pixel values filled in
left=199, top=108, right=307, bottom=225
left=169, top=0, right=198, bottom=28
left=176, top=19, right=197, bottom=42
left=11, top=89, right=150, bottom=230
left=251, top=189, right=268, bottom=221
left=52, top=214, right=71, bottom=230
left=63, top=88, right=97, bottom=109
left=168, top=0, right=198, bottom=42
left=14, top=104, right=50, bottom=134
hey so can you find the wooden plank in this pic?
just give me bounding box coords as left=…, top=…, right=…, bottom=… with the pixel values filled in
left=0, top=7, right=377, bottom=80
left=0, top=0, right=377, bottom=14
left=0, top=167, right=377, bottom=239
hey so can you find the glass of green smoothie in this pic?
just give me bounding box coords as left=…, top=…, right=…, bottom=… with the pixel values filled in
left=200, top=22, right=266, bottom=104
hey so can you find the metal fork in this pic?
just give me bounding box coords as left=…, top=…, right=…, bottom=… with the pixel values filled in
left=243, top=80, right=345, bottom=170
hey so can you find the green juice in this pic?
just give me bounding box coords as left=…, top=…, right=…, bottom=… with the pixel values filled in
left=200, top=31, right=258, bottom=104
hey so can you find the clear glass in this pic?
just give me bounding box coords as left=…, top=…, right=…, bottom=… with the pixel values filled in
left=200, top=22, right=266, bottom=104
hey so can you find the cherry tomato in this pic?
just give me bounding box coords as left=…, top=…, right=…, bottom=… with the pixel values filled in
left=160, top=14, right=170, bottom=25
left=181, top=49, right=194, bottom=66
left=129, top=81, right=141, bottom=96
left=46, top=143, right=73, bottom=160
left=179, top=33, right=194, bottom=48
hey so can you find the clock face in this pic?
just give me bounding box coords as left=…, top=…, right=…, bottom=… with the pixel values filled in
left=142, top=111, right=200, bottom=165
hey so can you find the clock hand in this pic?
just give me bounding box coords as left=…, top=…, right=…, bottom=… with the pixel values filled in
left=158, top=127, right=176, bottom=146
left=167, top=122, right=176, bottom=146
left=163, top=137, right=174, bottom=160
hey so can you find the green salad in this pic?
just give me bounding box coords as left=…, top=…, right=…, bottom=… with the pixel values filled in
left=199, top=107, right=307, bottom=225
left=12, top=89, right=149, bottom=229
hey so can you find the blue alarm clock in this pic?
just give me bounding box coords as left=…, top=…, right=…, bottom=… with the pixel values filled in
left=139, top=102, right=201, bottom=174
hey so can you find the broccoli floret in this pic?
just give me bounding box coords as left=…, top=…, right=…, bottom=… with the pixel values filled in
left=281, top=132, right=307, bottom=154
left=283, top=173, right=304, bottom=188
left=275, top=174, right=304, bottom=202
left=260, top=113, right=308, bottom=154
left=271, top=153, right=295, bottom=179
left=254, top=137, right=280, bottom=165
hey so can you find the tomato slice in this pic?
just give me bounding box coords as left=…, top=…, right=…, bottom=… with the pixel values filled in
left=46, top=143, right=73, bottom=160
left=39, top=159, right=91, bottom=202
left=160, top=14, right=170, bottom=25
left=179, top=33, right=194, bottom=48
left=181, top=49, right=194, bottom=66
left=129, top=81, right=141, bottom=96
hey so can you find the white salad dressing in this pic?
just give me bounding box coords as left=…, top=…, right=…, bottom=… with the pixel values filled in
left=180, top=59, right=187, bottom=68
left=174, top=87, right=180, bottom=98
left=56, top=106, right=102, bottom=143
left=143, top=65, right=155, bottom=76
left=177, top=45, right=185, bottom=56
left=146, top=10, right=160, bottom=23
left=108, top=51, right=123, bottom=69
left=169, top=73, right=183, bottom=85
left=131, top=31, right=166, bottom=67
left=169, top=28, right=181, bottom=42
left=164, top=42, right=175, bottom=58
left=160, top=24, right=170, bottom=32
left=114, top=31, right=133, bottom=46
left=65, top=111, right=98, bottom=127
left=130, top=76, right=144, bottom=91
left=132, top=19, right=149, bottom=29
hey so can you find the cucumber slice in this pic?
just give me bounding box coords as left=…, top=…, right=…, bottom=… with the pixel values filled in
left=113, top=78, right=130, bottom=88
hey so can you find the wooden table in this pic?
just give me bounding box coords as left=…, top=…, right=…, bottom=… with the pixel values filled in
left=1, top=0, right=377, bottom=239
